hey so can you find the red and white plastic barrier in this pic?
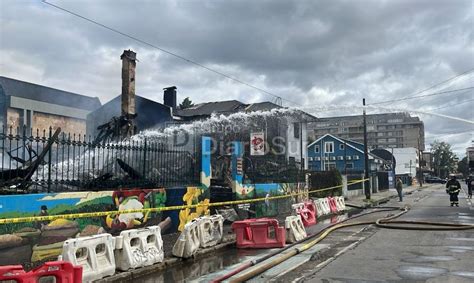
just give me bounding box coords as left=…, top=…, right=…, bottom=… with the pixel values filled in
left=285, top=215, right=307, bottom=243
left=0, top=261, right=82, bottom=283
left=335, top=196, right=346, bottom=211
left=328, top=197, right=338, bottom=214
left=232, top=218, right=286, bottom=248
left=292, top=202, right=317, bottom=227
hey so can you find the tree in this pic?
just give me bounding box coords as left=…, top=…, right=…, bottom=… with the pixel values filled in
left=457, top=156, right=468, bottom=177
left=430, top=140, right=457, bottom=178
left=179, top=97, right=194, bottom=109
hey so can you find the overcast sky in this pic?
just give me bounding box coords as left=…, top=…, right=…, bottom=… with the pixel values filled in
left=0, top=0, right=473, bottom=156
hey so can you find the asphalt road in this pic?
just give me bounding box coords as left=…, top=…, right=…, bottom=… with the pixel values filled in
left=291, top=183, right=474, bottom=283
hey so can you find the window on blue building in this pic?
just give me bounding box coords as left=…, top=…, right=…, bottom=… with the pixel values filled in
left=339, top=144, right=345, bottom=150
left=314, top=145, right=320, bottom=153
left=324, top=142, right=334, bottom=153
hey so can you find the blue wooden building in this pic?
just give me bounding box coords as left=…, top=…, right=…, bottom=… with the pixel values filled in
left=307, top=134, right=383, bottom=172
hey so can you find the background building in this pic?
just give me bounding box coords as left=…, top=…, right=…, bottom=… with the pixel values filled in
left=307, top=134, right=384, bottom=172
left=421, top=151, right=433, bottom=173
left=467, top=145, right=474, bottom=174
left=309, top=113, right=425, bottom=151
left=0, top=76, right=101, bottom=135
left=392, top=147, right=419, bottom=177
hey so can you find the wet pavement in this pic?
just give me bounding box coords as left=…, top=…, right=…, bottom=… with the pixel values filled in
left=300, top=183, right=474, bottom=283
left=138, top=209, right=365, bottom=282
left=100, top=184, right=434, bottom=282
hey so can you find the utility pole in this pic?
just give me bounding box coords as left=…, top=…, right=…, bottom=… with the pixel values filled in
left=344, top=139, right=347, bottom=176
left=418, top=138, right=423, bottom=187
left=363, top=98, right=370, bottom=200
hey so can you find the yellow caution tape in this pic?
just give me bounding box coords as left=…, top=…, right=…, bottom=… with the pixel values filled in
left=0, top=179, right=367, bottom=224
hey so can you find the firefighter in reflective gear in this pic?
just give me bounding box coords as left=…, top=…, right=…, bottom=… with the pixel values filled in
left=445, top=175, right=461, bottom=206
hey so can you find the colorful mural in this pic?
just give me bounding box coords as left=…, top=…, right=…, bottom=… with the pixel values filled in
left=177, top=136, right=212, bottom=231
left=231, top=141, right=255, bottom=199
left=106, top=188, right=166, bottom=230
left=0, top=137, right=306, bottom=265
left=0, top=188, right=169, bottom=265
left=230, top=141, right=307, bottom=217
left=0, top=137, right=213, bottom=265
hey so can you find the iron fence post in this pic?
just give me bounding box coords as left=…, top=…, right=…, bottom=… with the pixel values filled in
left=47, top=127, right=52, bottom=193
left=142, top=138, right=147, bottom=178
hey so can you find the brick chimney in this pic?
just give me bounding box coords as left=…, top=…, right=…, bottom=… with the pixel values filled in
left=163, top=86, right=177, bottom=111
left=120, top=49, right=137, bottom=116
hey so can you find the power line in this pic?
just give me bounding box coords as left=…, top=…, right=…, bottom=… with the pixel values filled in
left=41, top=1, right=301, bottom=106
left=394, top=67, right=474, bottom=101
left=368, top=86, right=474, bottom=106
left=430, top=96, right=474, bottom=111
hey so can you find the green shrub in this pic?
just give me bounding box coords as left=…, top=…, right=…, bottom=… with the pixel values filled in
left=308, top=170, right=343, bottom=198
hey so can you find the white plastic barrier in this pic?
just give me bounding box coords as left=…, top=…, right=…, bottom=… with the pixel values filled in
left=336, top=196, right=346, bottom=211
left=172, top=219, right=201, bottom=258
left=313, top=199, right=324, bottom=218
left=59, top=233, right=116, bottom=282
left=291, top=203, right=304, bottom=214
left=321, top=198, right=331, bottom=215
left=285, top=215, right=307, bottom=243
left=114, top=225, right=164, bottom=271
left=197, top=215, right=224, bottom=248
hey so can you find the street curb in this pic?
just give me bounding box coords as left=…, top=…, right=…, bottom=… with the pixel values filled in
left=95, top=236, right=236, bottom=283
left=95, top=187, right=432, bottom=282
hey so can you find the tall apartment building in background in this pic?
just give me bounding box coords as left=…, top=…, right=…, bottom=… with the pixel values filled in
left=308, top=113, right=425, bottom=151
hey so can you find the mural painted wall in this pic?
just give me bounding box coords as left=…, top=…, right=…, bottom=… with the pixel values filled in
left=0, top=188, right=168, bottom=265
left=232, top=141, right=255, bottom=199
left=178, top=136, right=212, bottom=231
left=230, top=141, right=307, bottom=217
left=0, top=137, right=212, bottom=265
left=0, top=137, right=305, bottom=265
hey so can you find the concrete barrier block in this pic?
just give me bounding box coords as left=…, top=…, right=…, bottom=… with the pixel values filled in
left=172, top=219, right=200, bottom=258
left=60, top=233, right=116, bottom=282
left=285, top=215, right=307, bottom=243
left=114, top=226, right=164, bottom=271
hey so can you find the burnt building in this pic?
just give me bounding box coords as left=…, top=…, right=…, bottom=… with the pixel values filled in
left=86, top=51, right=174, bottom=138
left=0, top=76, right=101, bottom=135
left=174, top=100, right=315, bottom=171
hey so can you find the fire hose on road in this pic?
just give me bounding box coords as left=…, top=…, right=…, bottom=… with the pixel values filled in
left=212, top=205, right=474, bottom=283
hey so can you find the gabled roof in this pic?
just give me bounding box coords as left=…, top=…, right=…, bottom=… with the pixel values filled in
left=0, top=76, right=101, bottom=111
left=244, top=101, right=282, bottom=112
left=308, top=133, right=381, bottom=160
left=175, top=100, right=245, bottom=117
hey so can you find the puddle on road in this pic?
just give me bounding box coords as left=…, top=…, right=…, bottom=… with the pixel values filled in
left=139, top=248, right=269, bottom=282
left=325, top=278, right=389, bottom=283
left=451, top=271, right=474, bottom=279
left=447, top=237, right=474, bottom=242
left=396, top=265, right=447, bottom=280
left=403, top=255, right=456, bottom=263
left=447, top=246, right=474, bottom=253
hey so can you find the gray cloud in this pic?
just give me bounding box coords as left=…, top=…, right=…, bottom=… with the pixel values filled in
left=0, top=0, right=472, bottom=155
